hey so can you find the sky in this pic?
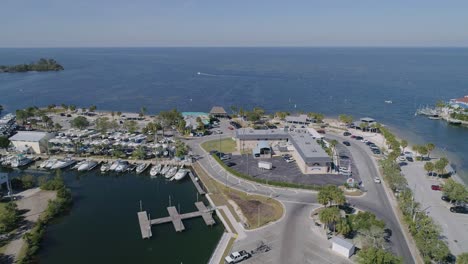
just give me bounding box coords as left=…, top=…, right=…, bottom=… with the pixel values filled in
left=1, top=0, right=467, bottom=47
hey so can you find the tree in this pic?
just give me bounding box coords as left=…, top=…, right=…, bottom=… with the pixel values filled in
left=275, top=112, right=287, bottom=120
left=89, top=105, right=97, bottom=112
left=20, top=174, right=36, bottom=189
left=357, top=225, right=387, bottom=249
left=0, top=202, right=19, bottom=234
left=132, top=146, right=146, bottom=160
left=117, top=111, right=122, bottom=117
left=61, top=103, right=68, bottom=110
left=54, top=122, right=63, bottom=131
left=338, top=114, right=353, bottom=124
left=71, top=116, right=90, bottom=130
left=434, top=157, right=449, bottom=175
left=230, top=105, right=238, bottom=115
left=69, top=105, right=76, bottom=111
left=0, top=104, right=3, bottom=115
left=336, top=218, right=352, bottom=236
left=426, top=143, right=435, bottom=157
left=356, top=247, right=402, bottom=264
left=417, top=145, right=428, bottom=157
left=457, top=253, right=468, bottom=264
left=349, top=211, right=385, bottom=232
left=400, top=140, right=408, bottom=153
left=139, top=106, right=147, bottom=117
left=123, top=120, right=138, bottom=133
left=443, top=178, right=468, bottom=203
left=175, top=140, right=189, bottom=157
left=319, top=207, right=341, bottom=232
left=0, top=136, right=10, bottom=149
left=95, top=117, right=110, bottom=134
left=424, top=162, right=434, bottom=176
left=317, top=185, right=345, bottom=207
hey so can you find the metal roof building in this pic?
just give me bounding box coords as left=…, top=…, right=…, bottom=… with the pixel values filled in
left=331, top=236, right=355, bottom=258
left=209, top=106, right=228, bottom=117
left=9, top=131, right=55, bottom=154
left=289, top=132, right=331, bottom=164
left=235, top=128, right=289, bottom=141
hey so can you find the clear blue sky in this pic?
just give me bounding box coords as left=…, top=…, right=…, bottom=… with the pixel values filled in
left=1, top=0, right=467, bottom=47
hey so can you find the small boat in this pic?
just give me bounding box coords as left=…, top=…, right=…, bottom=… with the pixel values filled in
left=44, top=159, right=58, bottom=169
left=165, top=166, right=178, bottom=179
left=126, top=163, right=136, bottom=172
left=72, top=160, right=86, bottom=170
left=115, top=161, right=129, bottom=173
left=428, top=114, right=441, bottom=120
left=109, top=160, right=121, bottom=171
left=51, top=158, right=76, bottom=170
left=100, top=162, right=111, bottom=172
left=135, top=163, right=149, bottom=174
left=78, top=160, right=98, bottom=171
left=173, top=168, right=188, bottom=181
left=385, top=100, right=392, bottom=104
left=10, top=155, right=33, bottom=168
left=448, top=119, right=462, bottom=125
left=39, top=159, right=51, bottom=168
left=160, top=165, right=170, bottom=176
left=149, top=164, right=162, bottom=177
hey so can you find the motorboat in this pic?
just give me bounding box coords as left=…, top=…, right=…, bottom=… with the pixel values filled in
left=384, top=100, right=392, bottom=104
left=72, top=160, right=86, bottom=170
left=173, top=168, right=188, bottom=181
left=10, top=155, right=33, bottom=168
left=135, top=163, right=149, bottom=174
left=100, top=162, right=111, bottom=172
left=1, top=155, right=15, bottom=166
left=44, top=159, right=58, bottom=169
left=78, top=160, right=98, bottom=171
left=165, top=166, right=178, bottom=179
left=115, top=161, right=129, bottom=173
left=160, top=165, right=170, bottom=176
left=109, top=160, right=121, bottom=171
left=149, top=164, right=162, bottom=177
left=428, top=114, right=441, bottom=120
left=126, top=163, right=136, bottom=172
left=51, top=158, right=76, bottom=170
left=39, top=159, right=51, bottom=168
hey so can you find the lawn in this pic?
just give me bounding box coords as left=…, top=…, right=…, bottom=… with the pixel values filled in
left=193, top=163, right=283, bottom=230
left=201, top=138, right=237, bottom=154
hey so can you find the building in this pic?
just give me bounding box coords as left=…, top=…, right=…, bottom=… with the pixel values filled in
left=450, top=95, right=468, bottom=109
left=331, top=236, right=355, bottom=258
left=182, top=112, right=210, bottom=130
left=352, top=117, right=378, bottom=131
left=209, top=106, right=228, bottom=118
left=9, top=131, right=55, bottom=154
left=235, top=128, right=332, bottom=174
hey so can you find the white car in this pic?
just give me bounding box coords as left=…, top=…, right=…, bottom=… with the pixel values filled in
left=374, top=177, right=381, bottom=184
left=285, top=158, right=295, bottom=163
left=225, top=250, right=251, bottom=263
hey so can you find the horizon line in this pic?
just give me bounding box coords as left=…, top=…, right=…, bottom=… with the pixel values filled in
left=1, top=45, right=468, bottom=49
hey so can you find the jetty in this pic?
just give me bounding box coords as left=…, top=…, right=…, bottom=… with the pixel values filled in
left=137, top=202, right=215, bottom=239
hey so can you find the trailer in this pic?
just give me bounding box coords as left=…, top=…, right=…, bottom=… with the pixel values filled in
left=258, top=161, right=272, bottom=170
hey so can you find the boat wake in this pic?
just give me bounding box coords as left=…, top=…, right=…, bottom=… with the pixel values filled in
left=197, top=72, right=219, bottom=77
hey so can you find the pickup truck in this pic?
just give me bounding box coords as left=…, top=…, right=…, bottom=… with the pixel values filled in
left=225, top=250, right=251, bottom=263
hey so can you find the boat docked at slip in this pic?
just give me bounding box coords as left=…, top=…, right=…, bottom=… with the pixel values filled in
left=149, top=164, right=162, bottom=177
left=160, top=165, right=170, bottom=176
left=43, top=159, right=58, bottom=169
left=72, top=160, right=86, bottom=170
left=10, top=155, right=33, bottom=168
left=50, top=158, right=76, bottom=170
left=77, top=160, right=99, bottom=171
left=115, top=161, right=129, bottom=173
left=173, top=168, right=188, bottom=181
left=100, top=162, right=111, bottom=172
left=135, top=163, right=149, bottom=174
left=165, top=166, right=178, bottom=179
left=109, top=160, right=121, bottom=171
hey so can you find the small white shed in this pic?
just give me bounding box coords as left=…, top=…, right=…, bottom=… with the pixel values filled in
left=331, top=236, right=355, bottom=258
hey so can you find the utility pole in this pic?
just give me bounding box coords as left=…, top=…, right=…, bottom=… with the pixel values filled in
left=169, top=195, right=172, bottom=207
left=140, top=200, right=142, bottom=212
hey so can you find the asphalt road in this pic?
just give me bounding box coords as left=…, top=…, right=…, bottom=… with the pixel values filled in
left=184, top=125, right=414, bottom=263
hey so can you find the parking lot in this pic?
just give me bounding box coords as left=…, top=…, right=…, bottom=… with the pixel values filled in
left=228, top=154, right=358, bottom=186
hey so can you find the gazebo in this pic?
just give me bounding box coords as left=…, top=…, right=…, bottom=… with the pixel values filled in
left=209, top=106, right=228, bottom=118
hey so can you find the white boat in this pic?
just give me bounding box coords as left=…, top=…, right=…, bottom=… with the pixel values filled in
left=165, top=166, right=178, bottom=179
left=115, top=161, right=129, bottom=173
left=51, top=158, right=76, bottom=170
left=11, top=155, right=33, bottom=168
left=149, top=164, right=162, bottom=177
left=2, top=155, right=15, bottom=166
left=78, top=160, right=98, bottom=171
left=100, top=162, right=111, bottom=172
left=109, top=160, right=121, bottom=171
left=44, top=159, right=58, bottom=169
left=384, top=100, right=392, bottom=104
left=40, top=159, right=51, bottom=168
left=136, top=163, right=149, bottom=174
left=173, top=168, right=188, bottom=181
left=72, top=160, right=86, bottom=170
left=160, top=165, right=170, bottom=176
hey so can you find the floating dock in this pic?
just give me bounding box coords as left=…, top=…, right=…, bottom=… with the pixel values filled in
left=137, top=202, right=215, bottom=239
left=189, top=171, right=206, bottom=195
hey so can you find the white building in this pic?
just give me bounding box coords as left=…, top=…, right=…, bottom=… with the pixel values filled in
left=331, top=236, right=355, bottom=258
left=9, top=131, right=55, bottom=154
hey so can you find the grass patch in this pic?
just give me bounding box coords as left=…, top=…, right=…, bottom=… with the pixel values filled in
left=219, top=236, right=236, bottom=264
left=193, top=163, right=283, bottom=229
left=218, top=209, right=236, bottom=234
left=201, top=138, right=237, bottom=154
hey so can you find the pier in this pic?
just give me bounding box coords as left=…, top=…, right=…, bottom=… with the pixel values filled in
left=137, top=202, right=215, bottom=239
left=189, top=171, right=206, bottom=195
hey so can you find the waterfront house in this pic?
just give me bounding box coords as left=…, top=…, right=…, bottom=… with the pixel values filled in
left=450, top=95, right=468, bottom=109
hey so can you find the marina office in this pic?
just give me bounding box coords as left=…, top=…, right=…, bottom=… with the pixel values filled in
left=235, top=128, right=332, bottom=174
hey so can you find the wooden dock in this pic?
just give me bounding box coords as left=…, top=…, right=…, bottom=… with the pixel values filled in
left=189, top=171, right=206, bottom=195
left=137, top=202, right=215, bottom=238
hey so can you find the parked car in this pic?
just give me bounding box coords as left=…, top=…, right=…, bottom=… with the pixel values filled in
left=224, top=162, right=236, bottom=167
left=343, top=132, right=351, bottom=136
left=228, top=126, right=234, bottom=130
left=355, top=136, right=363, bottom=140
left=285, top=157, right=295, bottom=163
left=450, top=206, right=468, bottom=214
left=350, top=135, right=356, bottom=139
left=225, top=250, right=251, bottom=264
left=374, top=177, right=381, bottom=184
left=406, top=156, right=414, bottom=162
left=398, top=156, right=406, bottom=162
left=372, top=149, right=381, bottom=155
left=441, top=195, right=455, bottom=204
left=431, top=185, right=442, bottom=191
left=365, top=141, right=374, bottom=146
left=427, top=172, right=438, bottom=177
left=343, top=141, right=351, bottom=146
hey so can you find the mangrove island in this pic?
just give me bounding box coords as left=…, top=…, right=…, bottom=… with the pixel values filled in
left=0, top=58, right=64, bottom=73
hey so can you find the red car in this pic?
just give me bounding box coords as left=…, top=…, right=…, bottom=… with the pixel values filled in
left=431, top=185, right=442, bottom=191
left=228, top=126, right=234, bottom=130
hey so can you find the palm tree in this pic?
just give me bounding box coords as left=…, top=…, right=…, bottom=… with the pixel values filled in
left=336, top=218, right=352, bottom=236
left=424, top=162, right=434, bottom=176
left=426, top=143, right=435, bottom=159
left=400, top=140, right=408, bottom=154
left=319, top=207, right=341, bottom=233
left=0, top=104, right=3, bottom=115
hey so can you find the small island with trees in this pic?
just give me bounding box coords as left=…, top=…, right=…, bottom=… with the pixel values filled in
left=0, top=58, right=64, bottom=73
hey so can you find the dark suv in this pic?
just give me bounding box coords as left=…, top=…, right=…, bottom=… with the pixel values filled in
left=450, top=206, right=468, bottom=214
